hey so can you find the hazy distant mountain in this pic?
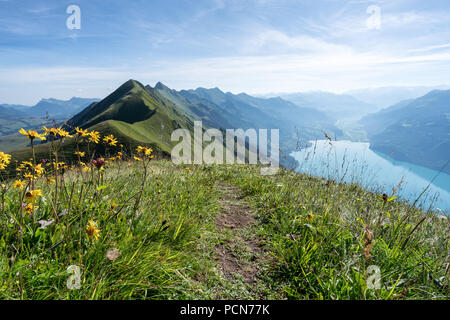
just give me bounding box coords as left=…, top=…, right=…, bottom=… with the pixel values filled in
left=347, top=86, right=450, bottom=109
left=8, top=80, right=344, bottom=169
left=9, top=97, right=99, bottom=119
left=360, top=99, right=414, bottom=137
left=186, top=88, right=340, bottom=135
left=1, top=97, right=97, bottom=137
left=152, top=82, right=238, bottom=129
left=0, top=105, right=26, bottom=119
left=361, top=90, right=450, bottom=174
left=277, top=91, right=376, bottom=120
left=0, top=105, right=47, bottom=136
left=233, top=92, right=336, bottom=129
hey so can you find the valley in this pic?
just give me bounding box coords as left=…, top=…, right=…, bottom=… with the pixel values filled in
left=1, top=80, right=449, bottom=213
left=0, top=80, right=448, bottom=301
left=1, top=0, right=450, bottom=305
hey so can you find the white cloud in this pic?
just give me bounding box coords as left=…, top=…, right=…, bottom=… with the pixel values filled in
left=243, top=29, right=352, bottom=55
left=409, top=43, right=450, bottom=53
left=2, top=45, right=450, bottom=104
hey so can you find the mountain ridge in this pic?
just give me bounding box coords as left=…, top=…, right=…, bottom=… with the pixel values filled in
left=361, top=89, right=450, bottom=174
left=2, top=96, right=99, bottom=119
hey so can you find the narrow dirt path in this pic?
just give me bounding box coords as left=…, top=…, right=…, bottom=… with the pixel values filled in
left=214, top=183, right=266, bottom=291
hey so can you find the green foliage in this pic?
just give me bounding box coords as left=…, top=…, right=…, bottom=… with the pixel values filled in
left=0, top=157, right=448, bottom=300
left=0, top=160, right=221, bottom=299
left=214, top=165, right=449, bottom=300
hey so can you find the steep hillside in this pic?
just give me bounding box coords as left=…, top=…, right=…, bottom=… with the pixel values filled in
left=6, top=80, right=197, bottom=169
left=66, top=79, right=196, bottom=154
left=184, top=87, right=343, bottom=154
left=9, top=80, right=274, bottom=169
left=360, top=99, right=414, bottom=137
left=361, top=90, right=450, bottom=173
left=186, top=87, right=280, bottom=130
left=150, top=84, right=343, bottom=168
left=152, top=82, right=236, bottom=129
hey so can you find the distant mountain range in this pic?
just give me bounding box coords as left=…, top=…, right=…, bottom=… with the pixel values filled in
left=2, top=97, right=99, bottom=119
left=7, top=79, right=345, bottom=169
left=0, top=97, right=99, bottom=139
left=0, top=104, right=46, bottom=137
left=156, top=82, right=343, bottom=161
left=276, top=91, right=376, bottom=120
left=347, top=86, right=450, bottom=109
left=66, top=80, right=342, bottom=161
left=361, top=90, right=450, bottom=174
left=0, top=104, right=27, bottom=119
left=4, top=82, right=449, bottom=175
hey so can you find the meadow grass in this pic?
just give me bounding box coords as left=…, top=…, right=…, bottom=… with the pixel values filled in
left=0, top=127, right=448, bottom=300
left=214, top=165, right=449, bottom=299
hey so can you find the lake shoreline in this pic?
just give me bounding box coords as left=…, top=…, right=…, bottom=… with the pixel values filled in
left=291, top=140, right=450, bottom=215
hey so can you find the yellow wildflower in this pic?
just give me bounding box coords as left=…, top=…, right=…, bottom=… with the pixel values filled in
left=42, top=126, right=59, bottom=137
left=136, top=146, right=153, bottom=156
left=57, top=127, right=72, bottom=138
left=86, top=220, right=101, bottom=241
left=74, top=151, right=85, bottom=157
left=88, top=131, right=100, bottom=144
left=46, top=177, right=56, bottom=183
left=0, top=152, right=11, bottom=165
left=34, top=164, right=44, bottom=176
left=25, top=189, right=43, bottom=204
left=103, top=134, right=118, bottom=146
left=75, top=127, right=88, bottom=137
left=54, top=162, right=67, bottom=170
left=13, top=180, right=25, bottom=189
left=24, top=203, right=38, bottom=215
left=0, top=151, right=11, bottom=170
left=24, top=172, right=35, bottom=181
left=19, top=128, right=46, bottom=141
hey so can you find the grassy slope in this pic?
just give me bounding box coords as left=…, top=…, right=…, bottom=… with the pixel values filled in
left=0, top=118, right=47, bottom=137
left=362, top=91, right=450, bottom=174
left=0, top=133, right=32, bottom=153
left=0, top=159, right=448, bottom=299
left=7, top=120, right=171, bottom=171
left=6, top=79, right=260, bottom=174
left=6, top=80, right=195, bottom=169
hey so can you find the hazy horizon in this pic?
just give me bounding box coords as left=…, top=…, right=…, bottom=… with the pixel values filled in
left=3, top=81, right=450, bottom=107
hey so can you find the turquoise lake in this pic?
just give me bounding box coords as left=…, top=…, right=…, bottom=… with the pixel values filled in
left=291, top=140, right=450, bottom=215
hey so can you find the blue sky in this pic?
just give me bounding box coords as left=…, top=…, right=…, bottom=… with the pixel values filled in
left=1, top=0, right=450, bottom=104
